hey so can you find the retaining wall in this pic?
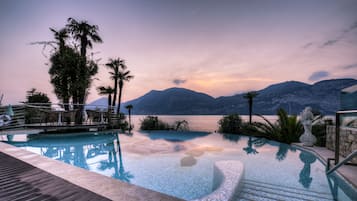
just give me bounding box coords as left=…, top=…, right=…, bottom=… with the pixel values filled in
left=326, top=125, right=357, bottom=163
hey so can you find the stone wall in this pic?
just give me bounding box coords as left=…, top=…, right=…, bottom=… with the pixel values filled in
left=326, top=125, right=357, bottom=163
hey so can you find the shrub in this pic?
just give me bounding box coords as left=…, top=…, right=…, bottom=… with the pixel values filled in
left=218, top=114, right=243, bottom=134
left=140, top=116, right=170, bottom=130
left=255, top=108, right=303, bottom=144
left=173, top=120, right=189, bottom=131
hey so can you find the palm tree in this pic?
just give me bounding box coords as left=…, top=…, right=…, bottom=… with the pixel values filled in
left=49, top=28, right=68, bottom=51
left=97, top=86, right=114, bottom=109
left=105, top=58, right=126, bottom=109
left=48, top=28, right=73, bottom=110
left=66, top=18, right=102, bottom=123
left=244, top=91, right=258, bottom=124
left=255, top=108, right=303, bottom=144
left=277, top=108, right=303, bottom=143
left=66, top=18, right=102, bottom=58
left=117, top=65, right=134, bottom=114
left=66, top=17, right=102, bottom=102
left=125, top=104, right=133, bottom=130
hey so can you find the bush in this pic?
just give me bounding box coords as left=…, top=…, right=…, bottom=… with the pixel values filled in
left=140, top=116, right=170, bottom=130
left=173, top=120, right=189, bottom=131
left=218, top=114, right=243, bottom=134
left=140, top=116, right=190, bottom=131
left=254, top=108, right=302, bottom=144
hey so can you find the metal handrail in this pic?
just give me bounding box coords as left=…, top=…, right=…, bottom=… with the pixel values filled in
left=327, top=150, right=357, bottom=175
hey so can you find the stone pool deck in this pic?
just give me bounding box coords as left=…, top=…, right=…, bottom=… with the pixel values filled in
left=293, top=143, right=357, bottom=189
left=0, top=142, right=182, bottom=201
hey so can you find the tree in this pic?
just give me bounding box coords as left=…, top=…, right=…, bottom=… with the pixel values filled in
left=117, top=64, right=134, bottom=114
left=50, top=28, right=68, bottom=51
left=66, top=18, right=102, bottom=59
left=48, top=28, right=76, bottom=110
left=66, top=18, right=102, bottom=123
left=49, top=45, right=82, bottom=110
left=105, top=58, right=126, bottom=109
left=26, top=88, right=51, bottom=105
left=25, top=88, right=51, bottom=124
left=66, top=17, right=102, bottom=105
left=243, top=91, right=258, bottom=124
left=218, top=114, right=243, bottom=134
left=97, top=86, right=114, bottom=109
left=125, top=104, right=133, bottom=130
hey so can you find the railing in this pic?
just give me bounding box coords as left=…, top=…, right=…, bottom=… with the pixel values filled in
left=0, top=103, right=116, bottom=131
left=0, top=105, right=26, bottom=130
left=327, top=150, right=357, bottom=175
left=325, top=109, right=357, bottom=175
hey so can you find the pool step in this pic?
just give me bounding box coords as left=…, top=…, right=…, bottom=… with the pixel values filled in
left=237, top=179, right=334, bottom=201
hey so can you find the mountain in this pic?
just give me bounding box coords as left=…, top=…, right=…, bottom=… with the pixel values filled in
left=90, top=79, right=357, bottom=115
left=124, top=88, right=216, bottom=114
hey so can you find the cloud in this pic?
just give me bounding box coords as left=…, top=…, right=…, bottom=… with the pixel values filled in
left=321, top=21, right=357, bottom=48
left=341, top=63, right=357, bottom=69
left=321, top=39, right=339, bottom=48
left=343, top=21, right=357, bottom=33
left=173, top=79, right=186, bottom=85
left=302, top=42, right=313, bottom=49
left=308, top=71, right=330, bottom=81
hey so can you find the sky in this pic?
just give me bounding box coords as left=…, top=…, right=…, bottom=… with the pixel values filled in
left=0, top=0, right=356, bottom=105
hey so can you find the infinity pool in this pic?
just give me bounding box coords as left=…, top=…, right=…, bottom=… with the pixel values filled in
left=2, top=131, right=349, bottom=200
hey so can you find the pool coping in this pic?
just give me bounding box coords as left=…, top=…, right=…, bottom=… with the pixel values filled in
left=0, top=141, right=182, bottom=201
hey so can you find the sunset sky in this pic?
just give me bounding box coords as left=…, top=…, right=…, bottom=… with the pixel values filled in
left=0, top=0, right=356, bottom=105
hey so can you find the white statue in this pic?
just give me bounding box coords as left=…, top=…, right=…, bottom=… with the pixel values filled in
left=299, top=107, right=316, bottom=146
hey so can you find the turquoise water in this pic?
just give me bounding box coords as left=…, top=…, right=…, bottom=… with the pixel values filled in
left=4, top=131, right=337, bottom=200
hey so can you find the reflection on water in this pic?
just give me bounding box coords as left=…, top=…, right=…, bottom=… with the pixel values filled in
left=243, top=136, right=267, bottom=155
left=243, top=136, right=259, bottom=155
left=299, top=151, right=316, bottom=188
left=276, top=143, right=296, bottom=161
left=141, top=131, right=210, bottom=142
left=221, top=133, right=240, bottom=142
left=9, top=132, right=134, bottom=182
left=4, top=131, right=329, bottom=197
left=220, top=133, right=319, bottom=189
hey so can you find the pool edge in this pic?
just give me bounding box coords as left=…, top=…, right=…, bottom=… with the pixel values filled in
left=0, top=141, right=183, bottom=201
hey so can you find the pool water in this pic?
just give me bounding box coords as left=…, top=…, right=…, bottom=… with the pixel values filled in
left=4, top=131, right=336, bottom=200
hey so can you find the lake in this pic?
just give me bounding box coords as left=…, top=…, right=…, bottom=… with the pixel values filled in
left=131, top=115, right=279, bottom=132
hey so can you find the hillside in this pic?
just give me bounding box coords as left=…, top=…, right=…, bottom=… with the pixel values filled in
left=90, top=79, right=357, bottom=115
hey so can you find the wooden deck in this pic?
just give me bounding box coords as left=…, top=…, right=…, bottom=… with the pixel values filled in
left=0, top=152, right=111, bottom=201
